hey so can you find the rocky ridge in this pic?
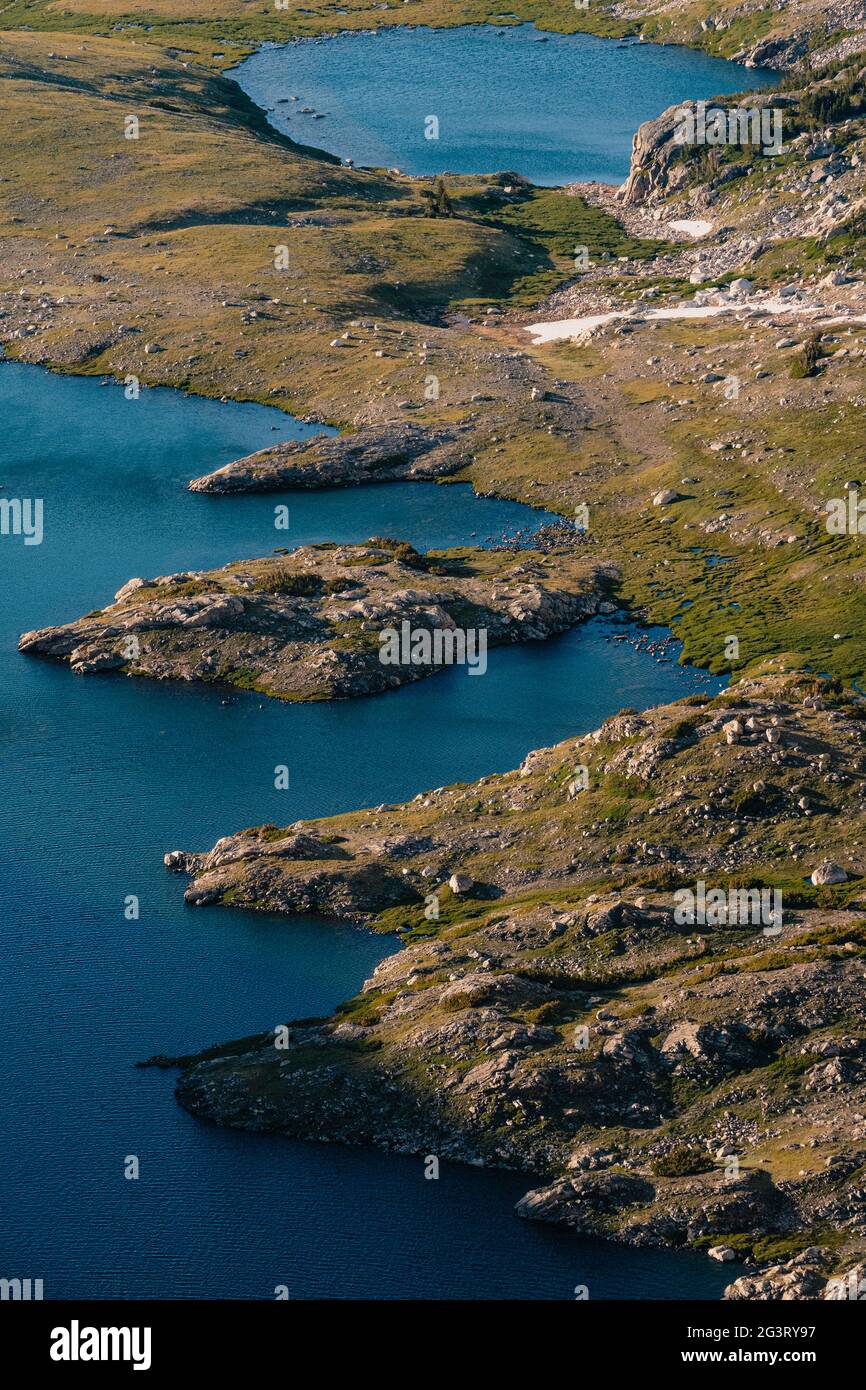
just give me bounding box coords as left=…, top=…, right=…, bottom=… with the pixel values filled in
left=167, top=671, right=866, bottom=914
left=188, top=421, right=469, bottom=494
left=534, top=59, right=866, bottom=341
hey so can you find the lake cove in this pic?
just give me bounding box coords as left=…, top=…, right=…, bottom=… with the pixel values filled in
left=2, top=362, right=728, bottom=1298
left=234, top=25, right=779, bottom=186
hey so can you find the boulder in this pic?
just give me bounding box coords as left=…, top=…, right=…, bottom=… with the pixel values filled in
left=811, top=861, right=848, bottom=886
left=618, top=102, right=691, bottom=206
left=449, top=873, right=474, bottom=896
left=114, top=577, right=149, bottom=603
left=660, top=1022, right=711, bottom=1059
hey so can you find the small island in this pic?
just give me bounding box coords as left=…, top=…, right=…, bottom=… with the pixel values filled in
left=19, top=537, right=611, bottom=701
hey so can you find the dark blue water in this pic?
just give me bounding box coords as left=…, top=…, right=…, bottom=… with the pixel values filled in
left=0, top=362, right=729, bottom=1298
left=235, top=24, right=779, bottom=186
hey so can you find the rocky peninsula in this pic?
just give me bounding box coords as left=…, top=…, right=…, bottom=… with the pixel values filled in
left=18, top=538, right=609, bottom=701
left=188, top=422, right=469, bottom=493
left=168, top=671, right=866, bottom=1291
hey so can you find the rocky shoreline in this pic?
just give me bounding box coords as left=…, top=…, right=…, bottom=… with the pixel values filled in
left=164, top=671, right=866, bottom=1292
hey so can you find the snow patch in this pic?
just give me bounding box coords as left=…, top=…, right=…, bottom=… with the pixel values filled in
left=667, top=218, right=713, bottom=238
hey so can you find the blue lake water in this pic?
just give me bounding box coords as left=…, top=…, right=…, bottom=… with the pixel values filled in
left=0, top=361, right=729, bottom=1298
left=235, top=24, right=779, bottom=186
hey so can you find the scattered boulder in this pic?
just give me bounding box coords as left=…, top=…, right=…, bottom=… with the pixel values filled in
left=449, top=872, right=474, bottom=896
left=811, top=861, right=848, bottom=886
left=724, top=1248, right=832, bottom=1301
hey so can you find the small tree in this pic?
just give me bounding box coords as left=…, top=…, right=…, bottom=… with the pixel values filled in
left=434, top=177, right=454, bottom=216
left=790, top=332, right=823, bottom=379
left=421, top=177, right=454, bottom=218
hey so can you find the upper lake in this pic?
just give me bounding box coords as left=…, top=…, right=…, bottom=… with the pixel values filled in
left=234, top=24, right=780, bottom=186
